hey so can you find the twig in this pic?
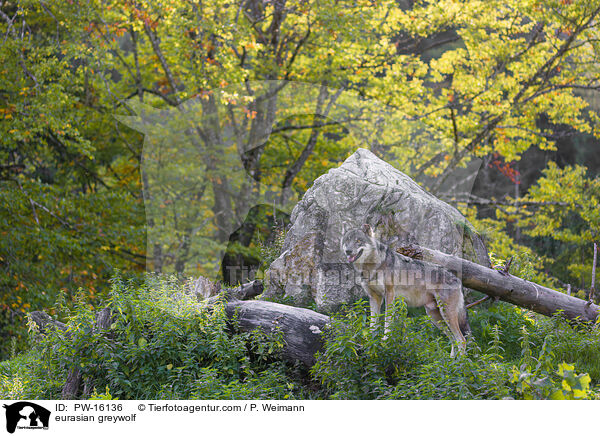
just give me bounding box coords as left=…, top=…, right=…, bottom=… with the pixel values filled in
left=17, top=180, right=40, bottom=226
left=466, top=295, right=492, bottom=310
left=16, top=180, right=71, bottom=229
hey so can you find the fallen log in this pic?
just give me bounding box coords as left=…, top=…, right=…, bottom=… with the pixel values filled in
left=202, top=289, right=330, bottom=366
left=222, top=298, right=329, bottom=366
left=28, top=311, right=68, bottom=335
left=187, top=277, right=264, bottom=301
left=396, top=243, right=600, bottom=323
left=189, top=280, right=330, bottom=365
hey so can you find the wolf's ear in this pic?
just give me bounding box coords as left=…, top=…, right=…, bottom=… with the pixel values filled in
left=363, top=223, right=374, bottom=237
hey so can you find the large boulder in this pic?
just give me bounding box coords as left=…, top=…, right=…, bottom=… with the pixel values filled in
left=264, top=148, right=490, bottom=313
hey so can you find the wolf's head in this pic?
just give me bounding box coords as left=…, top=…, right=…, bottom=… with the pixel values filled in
left=340, top=224, right=377, bottom=264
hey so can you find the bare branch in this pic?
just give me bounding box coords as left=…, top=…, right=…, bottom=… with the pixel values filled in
left=281, top=83, right=342, bottom=193
left=439, top=193, right=572, bottom=207
left=144, top=22, right=182, bottom=106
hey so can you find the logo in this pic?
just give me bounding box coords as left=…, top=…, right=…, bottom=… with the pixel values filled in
left=2, top=402, right=50, bottom=434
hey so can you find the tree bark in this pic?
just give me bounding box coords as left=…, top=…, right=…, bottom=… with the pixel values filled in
left=28, top=311, right=68, bottom=335
left=61, top=368, right=81, bottom=400
left=188, top=278, right=264, bottom=300
left=61, top=308, right=113, bottom=399
left=203, top=287, right=329, bottom=366
left=221, top=299, right=329, bottom=366
left=396, top=243, right=600, bottom=323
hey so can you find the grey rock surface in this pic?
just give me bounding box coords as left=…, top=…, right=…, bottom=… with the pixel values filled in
left=264, top=148, right=490, bottom=313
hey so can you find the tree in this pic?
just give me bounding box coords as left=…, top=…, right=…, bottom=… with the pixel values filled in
left=3, top=0, right=600, bottom=357
left=0, top=0, right=146, bottom=358
left=518, top=162, right=600, bottom=296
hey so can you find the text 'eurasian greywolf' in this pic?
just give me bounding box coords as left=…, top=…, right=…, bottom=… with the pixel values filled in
left=341, top=224, right=470, bottom=356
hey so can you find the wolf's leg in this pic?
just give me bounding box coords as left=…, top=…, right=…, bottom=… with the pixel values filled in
left=368, top=292, right=383, bottom=331
left=383, top=288, right=397, bottom=338
left=434, top=292, right=467, bottom=357
left=424, top=302, right=456, bottom=354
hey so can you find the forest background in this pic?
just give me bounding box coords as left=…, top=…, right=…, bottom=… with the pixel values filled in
left=2, top=0, right=600, bottom=400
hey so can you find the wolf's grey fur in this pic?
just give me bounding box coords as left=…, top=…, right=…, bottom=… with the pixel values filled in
left=341, top=224, right=470, bottom=356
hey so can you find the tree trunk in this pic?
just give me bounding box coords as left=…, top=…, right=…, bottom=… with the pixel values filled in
left=221, top=299, right=329, bottom=366
left=396, top=243, right=600, bottom=323
left=202, top=286, right=329, bottom=366
left=61, top=308, right=113, bottom=399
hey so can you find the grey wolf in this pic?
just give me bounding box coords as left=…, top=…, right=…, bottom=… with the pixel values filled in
left=341, top=224, right=470, bottom=356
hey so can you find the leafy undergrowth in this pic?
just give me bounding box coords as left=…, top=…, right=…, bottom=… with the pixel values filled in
left=1, top=275, right=599, bottom=400
left=314, top=299, right=600, bottom=399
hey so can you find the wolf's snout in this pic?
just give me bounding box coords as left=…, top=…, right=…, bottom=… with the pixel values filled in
left=346, top=248, right=363, bottom=263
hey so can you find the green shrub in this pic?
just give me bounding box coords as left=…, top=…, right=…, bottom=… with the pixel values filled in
left=89, top=386, right=118, bottom=400
left=2, top=274, right=299, bottom=400
left=0, top=343, right=66, bottom=400
left=509, top=334, right=593, bottom=400
left=312, top=298, right=599, bottom=400
left=469, top=302, right=540, bottom=361
left=312, top=299, right=516, bottom=399
left=259, top=225, right=286, bottom=271
left=3, top=273, right=600, bottom=400
left=189, top=365, right=303, bottom=400
left=536, top=318, right=600, bottom=382
left=311, top=299, right=423, bottom=399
